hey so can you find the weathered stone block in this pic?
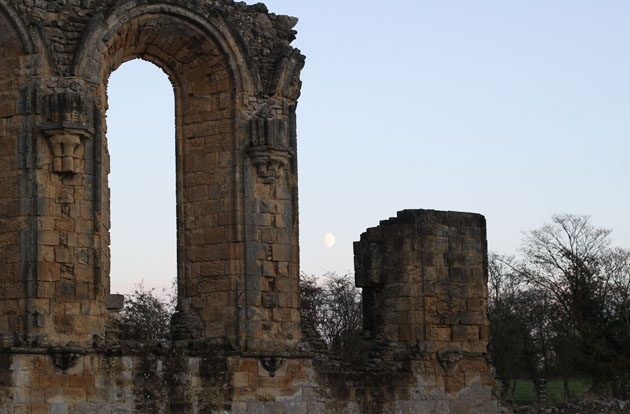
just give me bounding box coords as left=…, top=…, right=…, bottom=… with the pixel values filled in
left=106, top=294, right=124, bottom=311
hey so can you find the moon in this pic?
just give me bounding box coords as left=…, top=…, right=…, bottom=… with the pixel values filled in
left=324, top=233, right=336, bottom=248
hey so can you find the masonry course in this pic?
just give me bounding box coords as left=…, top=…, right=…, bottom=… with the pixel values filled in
left=0, top=1, right=509, bottom=412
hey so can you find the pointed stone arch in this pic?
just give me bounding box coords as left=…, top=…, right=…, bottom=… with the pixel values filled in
left=71, top=2, right=260, bottom=99
left=62, top=2, right=288, bottom=347
left=0, top=0, right=34, bottom=55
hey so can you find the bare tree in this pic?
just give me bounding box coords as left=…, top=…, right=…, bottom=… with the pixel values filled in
left=299, top=272, right=365, bottom=363
left=299, top=273, right=325, bottom=335
left=519, top=214, right=627, bottom=395
left=521, top=214, right=612, bottom=325
left=604, top=247, right=630, bottom=340
left=488, top=253, right=557, bottom=398
left=602, top=247, right=630, bottom=399
left=319, top=273, right=363, bottom=353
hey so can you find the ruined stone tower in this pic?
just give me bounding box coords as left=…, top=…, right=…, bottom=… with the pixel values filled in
left=0, top=1, right=510, bottom=412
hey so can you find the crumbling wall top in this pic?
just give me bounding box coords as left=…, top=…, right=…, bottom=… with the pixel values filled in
left=8, top=0, right=304, bottom=97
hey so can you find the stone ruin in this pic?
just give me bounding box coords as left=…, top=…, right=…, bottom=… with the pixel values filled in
left=0, top=0, right=510, bottom=412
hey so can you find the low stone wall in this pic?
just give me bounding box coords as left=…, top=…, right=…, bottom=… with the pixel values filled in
left=515, top=399, right=630, bottom=414
left=0, top=342, right=506, bottom=413
left=0, top=209, right=511, bottom=413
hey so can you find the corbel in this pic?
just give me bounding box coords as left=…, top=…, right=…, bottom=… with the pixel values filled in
left=246, top=117, right=292, bottom=184
left=40, top=92, right=94, bottom=175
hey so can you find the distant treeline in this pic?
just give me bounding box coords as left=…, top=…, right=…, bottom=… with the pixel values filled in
left=488, top=215, right=630, bottom=401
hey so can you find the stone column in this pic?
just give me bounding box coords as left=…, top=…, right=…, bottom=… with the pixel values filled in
left=29, top=91, right=107, bottom=346
left=242, top=114, right=300, bottom=352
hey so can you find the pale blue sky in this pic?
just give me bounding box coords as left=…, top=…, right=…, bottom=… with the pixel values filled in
left=107, top=1, right=630, bottom=293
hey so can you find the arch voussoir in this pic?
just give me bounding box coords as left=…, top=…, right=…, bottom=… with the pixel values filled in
left=0, top=0, right=34, bottom=54
left=73, top=2, right=260, bottom=97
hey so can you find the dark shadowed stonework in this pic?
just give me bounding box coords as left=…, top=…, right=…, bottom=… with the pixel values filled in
left=0, top=0, right=509, bottom=412
left=354, top=210, right=508, bottom=413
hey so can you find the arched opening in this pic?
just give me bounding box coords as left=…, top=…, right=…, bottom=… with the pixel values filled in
left=93, top=12, right=240, bottom=341
left=106, top=59, right=176, bottom=299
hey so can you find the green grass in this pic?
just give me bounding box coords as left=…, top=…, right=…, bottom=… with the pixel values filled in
left=506, top=378, right=592, bottom=405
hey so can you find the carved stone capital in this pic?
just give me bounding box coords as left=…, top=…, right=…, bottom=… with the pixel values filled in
left=41, top=92, right=94, bottom=175
left=247, top=117, right=293, bottom=184
left=43, top=129, right=88, bottom=174
left=248, top=148, right=291, bottom=184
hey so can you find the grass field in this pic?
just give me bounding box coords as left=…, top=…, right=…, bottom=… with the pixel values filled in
left=505, top=378, right=592, bottom=405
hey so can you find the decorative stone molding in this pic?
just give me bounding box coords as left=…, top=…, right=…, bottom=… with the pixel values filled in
left=42, top=92, right=93, bottom=130
left=52, top=352, right=80, bottom=372
left=247, top=117, right=292, bottom=184
left=437, top=346, right=463, bottom=374
left=40, top=92, right=94, bottom=175
left=260, top=357, right=285, bottom=378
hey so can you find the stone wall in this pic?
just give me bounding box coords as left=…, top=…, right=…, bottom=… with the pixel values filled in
left=0, top=8, right=27, bottom=346
left=0, top=0, right=304, bottom=352
left=0, top=205, right=510, bottom=413
left=0, top=0, right=509, bottom=412
left=353, top=209, right=503, bottom=413
left=515, top=399, right=630, bottom=414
